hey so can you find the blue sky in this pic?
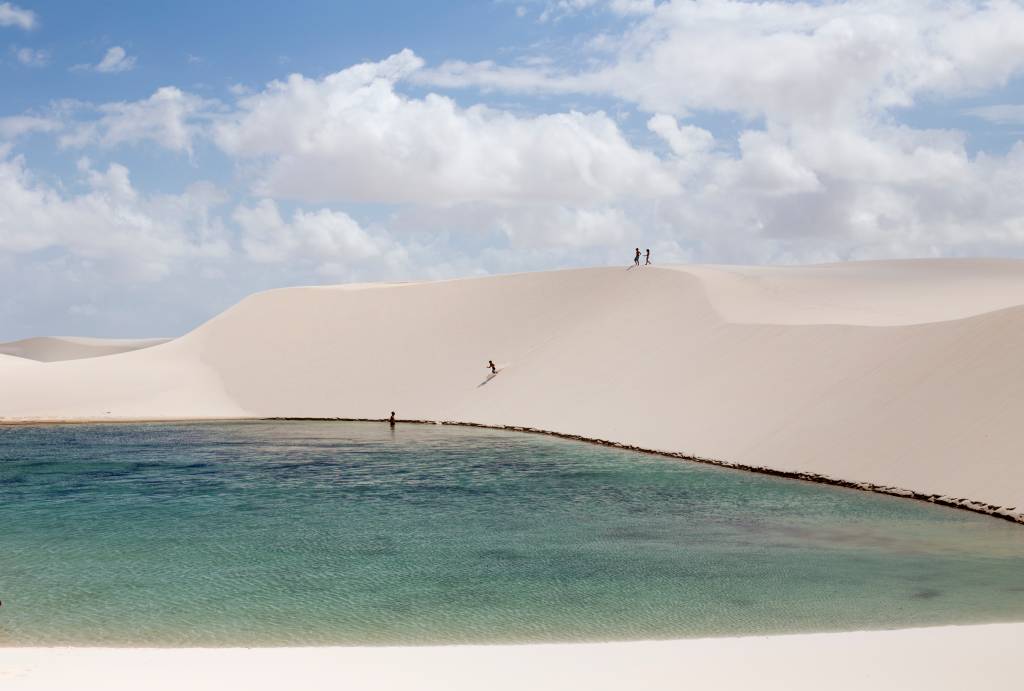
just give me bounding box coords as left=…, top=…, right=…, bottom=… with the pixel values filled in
left=6, top=2, right=533, bottom=102
left=3, top=0, right=1024, bottom=339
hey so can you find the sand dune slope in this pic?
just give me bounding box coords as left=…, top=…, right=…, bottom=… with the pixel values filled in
left=2, top=260, right=1022, bottom=516
left=0, top=336, right=169, bottom=362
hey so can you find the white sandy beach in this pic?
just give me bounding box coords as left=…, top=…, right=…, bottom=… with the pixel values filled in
left=2, top=624, right=1022, bottom=690
left=2, top=259, right=1023, bottom=689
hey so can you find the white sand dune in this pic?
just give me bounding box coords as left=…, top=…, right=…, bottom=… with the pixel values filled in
left=0, top=336, right=169, bottom=362
left=3, top=258, right=1024, bottom=689
left=0, top=353, right=38, bottom=368
left=2, top=259, right=1022, bottom=517
left=684, top=258, right=1024, bottom=326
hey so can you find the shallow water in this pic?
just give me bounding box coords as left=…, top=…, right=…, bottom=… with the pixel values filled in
left=0, top=421, right=1022, bottom=646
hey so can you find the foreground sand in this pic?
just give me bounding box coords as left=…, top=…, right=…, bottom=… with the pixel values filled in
left=3, top=259, right=1024, bottom=518
left=2, top=624, right=1021, bottom=690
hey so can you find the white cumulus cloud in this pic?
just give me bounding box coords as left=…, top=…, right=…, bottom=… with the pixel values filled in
left=420, top=0, right=1024, bottom=125
left=406, top=0, right=1024, bottom=263
left=13, top=46, right=48, bottom=66
left=0, top=153, right=228, bottom=280
left=233, top=198, right=409, bottom=277
left=0, top=114, right=61, bottom=140
left=215, top=49, right=677, bottom=206
left=496, top=204, right=638, bottom=249
left=0, top=2, right=35, bottom=30
left=60, top=87, right=219, bottom=155
left=93, top=46, right=136, bottom=73
left=647, top=114, right=714, bottom=157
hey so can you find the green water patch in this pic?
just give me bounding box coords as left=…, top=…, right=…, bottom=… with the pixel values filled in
left=1, top=421, right=1022, bottom=646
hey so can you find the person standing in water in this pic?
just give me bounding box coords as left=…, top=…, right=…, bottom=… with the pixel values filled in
left=389, top=411, right=396, bottom=427
left=645, top=248, right=651, bottom=265
left=488, top=360, right=497, bottom=375
left=634, top=248, right=641, bottom=266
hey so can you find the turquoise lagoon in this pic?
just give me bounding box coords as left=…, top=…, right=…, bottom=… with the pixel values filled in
left=0, top=421, right=1022, bottom=646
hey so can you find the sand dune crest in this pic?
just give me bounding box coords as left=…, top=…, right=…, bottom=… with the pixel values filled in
left=0, top=336, right=170, bottom=362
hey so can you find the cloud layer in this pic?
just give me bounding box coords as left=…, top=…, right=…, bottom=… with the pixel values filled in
left=0, top=153, right=228, bottom=279
left=214, top=50, right=677, bottom=205
left=423, top=0, right=1024, bottom=124
left=3, top=0, right=1024, bottom=338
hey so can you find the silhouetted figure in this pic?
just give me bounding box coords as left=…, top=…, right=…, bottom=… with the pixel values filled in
left=634, top=248, right=640, bottom=266
left=389, top=411, right=396, bottom=427
left=488, top=360, right=497, bottom=375
left=645, top=249, right=651, bottom=265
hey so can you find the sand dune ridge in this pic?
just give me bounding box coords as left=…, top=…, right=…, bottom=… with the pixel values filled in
left=2, top=259, right=1022, bottom=519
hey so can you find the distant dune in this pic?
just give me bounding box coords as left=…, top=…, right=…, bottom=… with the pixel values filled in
left=0, top=336, right=169, bottom=362
left=2, top=259, right=1022, bottom=519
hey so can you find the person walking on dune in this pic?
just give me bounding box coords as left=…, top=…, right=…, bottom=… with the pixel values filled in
left=634, top=248, right=640, bottom=267
left=488, top=360, right=497, bottom=375
left=645, top=249, right=651, bottom=266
